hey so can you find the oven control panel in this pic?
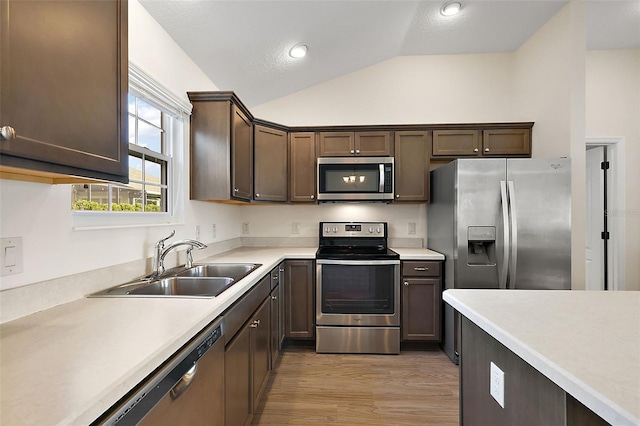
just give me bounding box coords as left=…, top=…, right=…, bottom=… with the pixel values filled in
left=320, top=222, right=387, bottom=237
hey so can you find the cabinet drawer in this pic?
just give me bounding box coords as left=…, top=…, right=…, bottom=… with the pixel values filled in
left=402, top=261, right=441, bottom=277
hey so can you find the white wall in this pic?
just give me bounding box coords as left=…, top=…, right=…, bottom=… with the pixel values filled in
left=0, top=0, right=242, bottom=291
left=586, top=49, right=640, bottom=290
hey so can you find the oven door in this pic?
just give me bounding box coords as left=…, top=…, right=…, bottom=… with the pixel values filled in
left=316, top=259, right=400, bottom=326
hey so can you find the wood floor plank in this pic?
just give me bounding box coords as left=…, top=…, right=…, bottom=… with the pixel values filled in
left=252, top=345, right=459, bottom=425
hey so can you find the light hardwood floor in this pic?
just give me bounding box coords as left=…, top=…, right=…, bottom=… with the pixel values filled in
left=252, top=344, right=459, bottom=425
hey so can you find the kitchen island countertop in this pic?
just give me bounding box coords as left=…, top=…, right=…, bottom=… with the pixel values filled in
left=443, top=289, right=640, bottom=426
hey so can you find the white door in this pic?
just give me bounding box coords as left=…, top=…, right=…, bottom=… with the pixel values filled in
left=585, top=146, right=604, bottom=290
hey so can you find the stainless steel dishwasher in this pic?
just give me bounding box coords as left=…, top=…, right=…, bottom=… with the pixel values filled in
left=97, top=318, right=224, bottom=426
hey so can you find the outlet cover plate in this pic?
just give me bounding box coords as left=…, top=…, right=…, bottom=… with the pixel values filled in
left=490, top=361, right=505, bottom=408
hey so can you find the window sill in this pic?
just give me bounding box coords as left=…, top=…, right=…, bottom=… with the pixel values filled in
left=72, top=211, right=181, bottom=231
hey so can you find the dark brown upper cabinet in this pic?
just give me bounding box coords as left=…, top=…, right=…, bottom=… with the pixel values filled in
left=254, top=125, right=287, bottom=202
left=317, top=131, right=393, bottom=157
left=188, top=92, right=253, bottom=202
left=0, top=0, right=128, bottom=184
left=394, top=131, right=430, bottom=202
left=289, top=132, right=316, bottom=203
left=432, top=125, right=532, bottom=158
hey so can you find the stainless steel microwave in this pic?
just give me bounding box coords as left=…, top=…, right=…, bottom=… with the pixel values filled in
left=317, top=157, right=394, bottom=201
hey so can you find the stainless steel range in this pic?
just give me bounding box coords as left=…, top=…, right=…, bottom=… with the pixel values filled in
left=315, top=221, right=400, bottom=354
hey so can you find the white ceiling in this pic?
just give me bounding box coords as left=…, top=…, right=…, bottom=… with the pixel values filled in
left=140, top=1, right=640, bottom=107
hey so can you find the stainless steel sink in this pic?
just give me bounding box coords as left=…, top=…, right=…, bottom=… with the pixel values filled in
left=177, top=263, right=260, bottom=280
left=88, top=262, right=261, bottom=298
left=129, top=276, right=235, bottom=297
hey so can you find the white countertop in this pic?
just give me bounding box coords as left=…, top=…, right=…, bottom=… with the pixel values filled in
left=0, top=247, right=316, bottom=426
left=391, top=247, right=445, bottom=260
left=443, top=289, right=640, bottom=426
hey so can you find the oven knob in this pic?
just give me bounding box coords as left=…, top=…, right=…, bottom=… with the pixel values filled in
left=368, top=227, right=374, bottom=233
left=332, top=227, right=338, bottom=233
left=324, top=227, right=330, bottom=234
left=377, top=227, right=381, bottom=234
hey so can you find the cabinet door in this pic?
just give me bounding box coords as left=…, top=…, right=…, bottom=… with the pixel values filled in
left=482, top=129, right=531, bottom=156
left=317, top=132, right=354, bottom=156
left=270, top=285, right=280, bottom=369
left=432, top=130, right=480, bottom=157
left=251, top=299, right=271, bottom=411
left=285, top=260, right=315, bottom=339
left=254, top=125, right=287, bottom=202
left=394, top=131, right=430, bottom=202
left=0, top=0, right=128, bottom=182
left=225, top=325, right=251, bottom=426
left=289, top=132, right=316, bottom=203
left=278, top=264, right=286, bottom=349
left=355, top=131, right=393, bottom=156
left=231, top=104, right=253, bottom=200
left=402, top=278, right=442, bottom=341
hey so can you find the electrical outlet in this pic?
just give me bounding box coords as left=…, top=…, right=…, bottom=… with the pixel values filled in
left=195, top=225, right=201, bottom=240
left=212, top=224, right=217, bottom=239
left=490, top=362, right=505, bottom=408
left=408, top=222, right=417, bottom=235
left=292, top=222, right=300, bottom=234
left=242, top=222, right=250, bottom=234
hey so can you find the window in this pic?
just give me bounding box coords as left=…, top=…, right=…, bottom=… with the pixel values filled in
left=71, top=64, right=192, bottom=227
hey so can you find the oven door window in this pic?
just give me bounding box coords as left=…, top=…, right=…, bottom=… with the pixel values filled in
left=319, top=164, right=380, bottom=193
left=320, top=264, right=395, bottom=314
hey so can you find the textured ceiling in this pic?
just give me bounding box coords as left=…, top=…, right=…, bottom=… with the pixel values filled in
left=140, top=1, right=640, bottom=107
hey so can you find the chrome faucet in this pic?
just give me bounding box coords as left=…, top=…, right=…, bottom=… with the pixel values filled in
left=153, top=231, right=207, bottom=276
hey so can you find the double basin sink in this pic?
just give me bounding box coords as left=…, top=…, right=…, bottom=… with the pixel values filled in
left=90, top=263, right=262, bottom=298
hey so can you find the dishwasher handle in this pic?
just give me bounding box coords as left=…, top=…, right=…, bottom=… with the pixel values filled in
left=169, top=364, right=198, bottom=400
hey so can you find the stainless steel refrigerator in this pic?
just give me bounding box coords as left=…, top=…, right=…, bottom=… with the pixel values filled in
left=428, top=158, right=571, bottom=364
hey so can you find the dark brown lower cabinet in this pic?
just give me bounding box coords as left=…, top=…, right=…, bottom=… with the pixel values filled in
left=401, top=261, right=442, bottom=342
left=461, top=317, right=608, bottom=426
left=224, top=323, right=251, bottom=426
left=251, top=299, right=270, bottom=411
left=284, top=260, right=315, bottom=339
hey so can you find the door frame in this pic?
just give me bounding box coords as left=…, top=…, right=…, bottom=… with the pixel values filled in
left=585, top=137, right=626, bottom=290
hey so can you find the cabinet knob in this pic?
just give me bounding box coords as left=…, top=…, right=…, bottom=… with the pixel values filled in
left=250, top=319, right=260, bottom=328
left=272, top=295, right=277, bottom=300
left=256, top=193, right=260, bottom=198
left=310, top=194, right=315, bottom=199
left=234, top=188, right=239, bottom=193
left=1, top=126, right=16, bottom=140
left=356, top=149, right=360, bottom=154
left=272, top=275, right=278, bottom=280
left=350, top=150, right=355, bottom=154
left=396, top=194, right=400, bottom=198
left=484, top=148, right=490, bottom=152
left=404, top=281, right=409, bottom=286
left=473, top=148, right=479, bottom=152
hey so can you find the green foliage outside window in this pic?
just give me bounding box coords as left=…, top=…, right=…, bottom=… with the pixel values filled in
left=72, top=200, right=161, bottom=212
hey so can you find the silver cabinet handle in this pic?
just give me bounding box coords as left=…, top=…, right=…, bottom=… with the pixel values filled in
left=356, top=149, right=360, bottom=154
left=414, top=267, right=428, bottom=271
left=1, top=126, right=16, bottom=140
left=234, top=188, right=239, bottom=193
left=485, top=148, right=490, bottom=152
left=272, top=295, right=277, bottom=300
left=250, top=320, right=259, bottom=328
left=256, top=193, right=260, bottom=197
left=350, top=150, right=355, bottom=154
left=404, top=281, right=409, bottom=286
left=396, top=194, right=400, bottom=198
left=473, top=148, right=479, bottom=152
left=272, top=275, right=278, bottom=280
left=310, top=194, right=315, bottom=199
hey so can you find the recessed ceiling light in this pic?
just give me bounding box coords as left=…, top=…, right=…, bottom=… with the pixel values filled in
left=289, top=44, right=308, bottom=58
left=441, top=1, right=462, bottom=16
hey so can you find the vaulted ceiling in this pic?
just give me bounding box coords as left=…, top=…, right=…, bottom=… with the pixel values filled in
left=140, top=1, right=640, bottom=107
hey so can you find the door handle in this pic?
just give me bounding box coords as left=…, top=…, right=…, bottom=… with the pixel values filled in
left=499, top=181, right=510, bottom=289
left=169, top=364, right=197, bottom=400
left=508, top=180, right=518, bottom=288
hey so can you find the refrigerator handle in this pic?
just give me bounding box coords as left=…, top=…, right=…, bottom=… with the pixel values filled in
left=508, top=180, right=518, bottom=289
left=499, top=181, right=510, bottom=289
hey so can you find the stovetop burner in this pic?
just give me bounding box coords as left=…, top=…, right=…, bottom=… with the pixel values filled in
left=316, top=221, right=399, bottom=260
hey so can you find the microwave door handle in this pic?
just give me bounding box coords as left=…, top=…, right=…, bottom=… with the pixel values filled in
left=379, top=163, right=385, bottom=193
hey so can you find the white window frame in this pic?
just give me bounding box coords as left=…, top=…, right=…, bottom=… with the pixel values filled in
left=72, top=64, right=192, bottom=230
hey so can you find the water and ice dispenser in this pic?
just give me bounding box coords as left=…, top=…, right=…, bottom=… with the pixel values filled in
left=467, top=226, right=496, bottom=265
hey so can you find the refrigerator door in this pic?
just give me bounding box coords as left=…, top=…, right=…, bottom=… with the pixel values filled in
left=455, top=159, right=506, bottom=289
left=506, top=158, right=571, bottom=290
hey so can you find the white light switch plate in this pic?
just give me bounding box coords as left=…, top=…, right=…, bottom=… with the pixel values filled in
left=490, top=361, right=505, bottom=408
left=1, top=237, right=23, bottom=276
